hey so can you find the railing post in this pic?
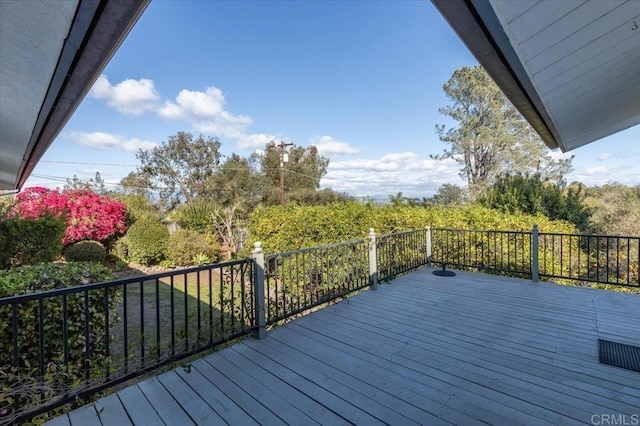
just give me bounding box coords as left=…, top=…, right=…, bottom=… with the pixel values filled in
left=532, top=224, right=539, bottom=283
left=252, top=242, right=267, bottom=339
left=425, top=226, right=432, bottom=267
left=368, top=228, right=378, bottom=290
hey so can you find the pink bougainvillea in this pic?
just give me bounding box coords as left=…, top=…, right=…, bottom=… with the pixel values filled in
left=11, top=187, right=128, bottom=245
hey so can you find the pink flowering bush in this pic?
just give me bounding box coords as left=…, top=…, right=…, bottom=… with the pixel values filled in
left=11, top=187, right=128, bottom=246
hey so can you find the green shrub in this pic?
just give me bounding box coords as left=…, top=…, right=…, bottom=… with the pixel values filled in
left=170, top=198, right=215, bottom=232
left=192, top=253, right=210, bottom=266
left=165, top=229, right=218, bottom=266
left=244, top=202, right=578, bottom=254
left=158, top=259, right=176, bottom=269
left=126, top=216, right=169, bottom=265
left=0, top=215, right=65, bottom=269
left=109, top=236, right=129, bottom=261
left=63, top=240, right=107, bottom=263
left=0, top=262, right=117, bottom=419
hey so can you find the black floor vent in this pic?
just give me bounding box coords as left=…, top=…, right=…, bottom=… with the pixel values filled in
left=598, top=339, right=640, bottom=372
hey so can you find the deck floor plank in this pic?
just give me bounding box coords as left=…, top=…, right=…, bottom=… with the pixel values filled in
left=189, top=358, right=286, bottom=425
left=94, top=393, right=132, bottom=426
left=328, top=299, right=640, bottom=405
left=167, top=368, right=254, bottom=425
left=215, top=348, right=349, bottom=425
left=229, top=344, right=390, bottom=426
left=203, top=352, right=320, bottom=425
left=301, top=312, right=630, bottom=422
left=158, top=367, right=224, bottom=424
left=116, top=384, right=165, bottom=426
left=67, top=404, right=101, bottom=426
left=137, top=377, right=195, bottom=425
left=242, top=335, right=457, bottom=425
left=49, top=267, right=640, bottom=425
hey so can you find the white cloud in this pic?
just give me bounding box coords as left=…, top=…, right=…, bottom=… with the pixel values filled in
left=158, top=87, right=252, bottom=138
left=584, top=166, right=608, bottom=175
left=89, top=75, right=160, bottom=115
left=66, top=131, right=157, bottom=152
left=91, top=75, right=279, bottom=150
left=310, top=135, right=360, bottom=156
left=596, top=153, right=612, bottom=161
left=237, top=133, right=279, bottom=150
left=323, top=152, right=462, bottom=197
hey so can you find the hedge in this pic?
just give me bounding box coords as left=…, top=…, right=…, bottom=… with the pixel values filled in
left=63, top=240, right=107, bottom=263
left=0, top=216, right=65, bottom=269
left=0, top=262, right=117, bottom=422
left=243, top=202, right=578, bottom=254
left=165, top=229, right=219, bottom=266
left=125, top=216, right=169, bottom=265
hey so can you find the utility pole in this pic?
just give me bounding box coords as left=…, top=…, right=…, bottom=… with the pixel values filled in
left=274, top=141, right=293, bottom=205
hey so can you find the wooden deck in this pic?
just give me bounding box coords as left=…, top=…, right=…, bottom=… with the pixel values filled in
left=46, top=268, right=640, bottom=425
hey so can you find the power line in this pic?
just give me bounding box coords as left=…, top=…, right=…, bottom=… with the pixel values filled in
left=41, top=160, right=137, bottom=167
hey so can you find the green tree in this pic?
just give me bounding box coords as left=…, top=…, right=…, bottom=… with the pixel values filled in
left=478, top=173, right=591, bottom=230
left=118, top=171, right=152, bottom=199
left=433, top=66, right=573, bottom=198
left=208, top=153, right=262, bottom=211
left=135, top=132, right=222, bottom=208
left=65, top=172, right=108, bottom=194
left=260, top=143, right=329, bottom=205
left=114, top=193, right=160, bottom=223
left=586, top=183, right=640, bottom=236
left=425, top=184, right=468, bottom=206
left=388, top=192, right=405, bottom=207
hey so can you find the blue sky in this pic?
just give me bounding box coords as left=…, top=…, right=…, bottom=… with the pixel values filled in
left=26, top=1, right=640, bottom=198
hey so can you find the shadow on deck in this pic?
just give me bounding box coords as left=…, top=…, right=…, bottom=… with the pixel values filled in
left=46, top=267, right=640, bottom=425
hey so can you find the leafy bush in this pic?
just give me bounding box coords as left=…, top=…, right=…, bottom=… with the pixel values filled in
left=114, top=193, right=160, bottom=223
left=0, top=215, right=65, bottom=269
left=244, top=202, right=578, bottom=254
left=0, top=261, right=113, bottom=297
left=126, top=216, right=169, bottom=265
left=10, top=187, right=128, bottom=245
left=0, top=262, right=117, bottom=420
left=63, top=240, right=107, bottom=263
left=165, top=229, right=219, bottom=266
left=477, top=173, right=591, bottom=230
left=192, top=253, right=210, bottom=266
left=109, top=236, right=129, bottom=261
left=170, top=198, right=215, bottom=232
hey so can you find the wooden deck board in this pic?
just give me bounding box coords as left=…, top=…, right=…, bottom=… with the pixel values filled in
left=319, top=305, right=640, bottom=413
left=48, top=268, right=640, bottom=425
left=116, top=385, right=165, bottom=426
left=67, top=404, right=101, bottom=426
left=137, top=377, right=195, bottom=425
left=166, top=368, right=253, bottom=425
left=93, top=393, right=132, bottom=426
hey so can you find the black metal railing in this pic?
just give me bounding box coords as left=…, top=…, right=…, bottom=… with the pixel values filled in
left=431, top=228, right=534, bottom=279
left=429, top=227, right=639, bottom=287
left=377, top=229, right=430, bottom=282
left=0, top=259, right=254, bottom=424
left=264, top=238, right=369, bottom=325
left=539, top=232, right=640, bottom=287
left=3, top=226, right=638, bottom=423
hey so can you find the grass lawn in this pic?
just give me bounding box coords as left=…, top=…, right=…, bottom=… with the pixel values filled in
left=109, top=265, right=254, bottom=373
